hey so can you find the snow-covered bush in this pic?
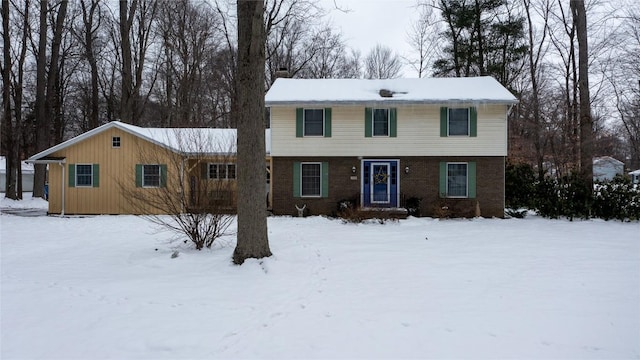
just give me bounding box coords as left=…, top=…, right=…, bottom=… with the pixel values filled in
left=593, top=176, right=640, bottom=221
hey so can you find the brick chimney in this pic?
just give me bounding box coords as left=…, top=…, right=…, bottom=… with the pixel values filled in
left=275, top=67, right=290, bottom=79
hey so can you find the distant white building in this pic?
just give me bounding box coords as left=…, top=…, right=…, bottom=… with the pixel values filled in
left=629, top=169, right=640, bottom=185
left=593, top=156, right=624, bottom=182
left=0, top=156, right=35, bottom=192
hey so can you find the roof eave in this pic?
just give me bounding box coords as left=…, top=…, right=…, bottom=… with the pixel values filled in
left=266, top=99, right=519, bottom=106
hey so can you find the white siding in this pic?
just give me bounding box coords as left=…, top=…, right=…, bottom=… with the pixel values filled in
left=270, top=104, right=509, bottom=157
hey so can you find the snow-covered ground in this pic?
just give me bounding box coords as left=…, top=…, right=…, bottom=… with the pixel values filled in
left=1, top=195, right=639, bottom=359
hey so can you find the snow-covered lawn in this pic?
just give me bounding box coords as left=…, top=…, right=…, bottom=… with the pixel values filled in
left=1, top=196, right=639, bottom=359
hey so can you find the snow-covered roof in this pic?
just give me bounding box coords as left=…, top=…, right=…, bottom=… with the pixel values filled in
left=593, top=156, right=624, bottom=166
left=0, top=156, right=35, bottom=173
left=265, top=76, right=518, bottom=106
left=28, top=121, right=271, bottom=161
left=629, top=169, right=640, bottom=176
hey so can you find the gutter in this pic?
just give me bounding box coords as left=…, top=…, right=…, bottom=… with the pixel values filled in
left=265, top=99, right=520, bottom=107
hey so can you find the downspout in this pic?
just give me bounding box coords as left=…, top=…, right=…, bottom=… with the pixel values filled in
left=180, top=156, right=185, bottom=214
left=60, top=163, right=65, bottom=216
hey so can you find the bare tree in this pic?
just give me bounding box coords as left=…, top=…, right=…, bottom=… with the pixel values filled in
left=2, top=0, right=18, bottom=199
left=570, top=0, right=593, bottom=190
left=233, top=0, right=271, bottom=264
left=523, top=0, right=552, bottom=178
left=33, top=1, right=68, bottom=198
left=297, top=26, right=361, bottom=79
left=364, top=43, right=402, bottom=79
left=154, top=0, right=223, bottom=127
left=119, top=130, right=236, bottom=250
left=118, top=0, right=157, bottom=125
left=73, top=0, right=103, bottom=130
left=406, top=2, right=440, bottom=78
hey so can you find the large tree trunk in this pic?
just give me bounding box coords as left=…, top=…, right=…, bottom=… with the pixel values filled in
left=2, top=0, right=18, bottom=199
left=570, top=0, right=593, bottom=190
left=48, top=1, right=68, bottom=146
left=119, top=0, right=136, bottom=124
left=80, top=0, right=101, bottom=129
left=233, top=0, right=271, bottom=265
left=33, top=0, right=49, bottom=198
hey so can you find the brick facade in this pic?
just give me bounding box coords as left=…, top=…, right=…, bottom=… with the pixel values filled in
left=271, top=156, right=505, bottom=218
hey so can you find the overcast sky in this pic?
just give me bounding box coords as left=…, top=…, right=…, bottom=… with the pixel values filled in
left=319, top=0, right=421, bottom=77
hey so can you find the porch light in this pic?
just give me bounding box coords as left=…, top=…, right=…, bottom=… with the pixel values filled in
left=352, top=166, right=357, bottom=173
left=405, top=166, right=410, bottom=174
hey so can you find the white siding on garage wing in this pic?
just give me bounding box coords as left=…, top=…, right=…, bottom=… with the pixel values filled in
left=270, top=104, right=509, bottom=157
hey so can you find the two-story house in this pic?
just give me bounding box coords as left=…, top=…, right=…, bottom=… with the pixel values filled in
left=265, top=76, right=518, bottom=218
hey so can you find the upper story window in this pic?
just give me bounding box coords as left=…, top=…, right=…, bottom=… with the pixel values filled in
left=296, top=108, right=331, bottom=138
left=448, top=108, right=470, bottom=136
left=208, top=163, right=237, bottom=180
left=365, top=107, right=397, bottom=138
left=441, top=106, right=477, bottom=137
left=304, top=109, right=324, bottom=136
left=112, top=136, right=121, bottom=148
left=373, top=108, right=390, bottom=136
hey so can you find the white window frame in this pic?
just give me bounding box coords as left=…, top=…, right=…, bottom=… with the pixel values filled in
left=75, top=164, right=93, bottom=187
left=142, top=164, right=161, bottom=188
left=300, top=162, right=322, bottom=198
left=303, top=108, right=325, bottom=137
left=448, top=108, right=470, bottom=136
left=208, top=163, right=236, bottom=180
left=446, top=162, right=469, bottom=198
left=372, top=108, right=390, bottom=137
left=112, top=136, right=121, bottom=148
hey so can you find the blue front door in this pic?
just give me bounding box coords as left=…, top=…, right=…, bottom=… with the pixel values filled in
left=362, top=160, right=398, bottom=207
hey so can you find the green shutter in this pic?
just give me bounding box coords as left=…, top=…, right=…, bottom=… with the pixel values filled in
left=322, top=162, right=329, bottom=198
left=390, top=108, right=397, bottom=137
left=440, top=107, right=448, bottom=137
left=468, top=162, right=476, bottom=198
left=68, top=164, right=75, bottom=188
left=324, top=108, right=332, bottom=137
left=92, top=164, right=100, bottom=187
left=364, top=107, right=372, bottom=137
left=293, top=162, right=301, bottom=198
left=201, top=162, right=208, bottom=179
left=135, top=164, right=142, bottom=187
left=160, top=164, right=168, bottom=188
left=439, top=162, right=447, bottom=197
left=296, top=108, right=303, bottom=137
left=470, top=107, right=477, bottom=137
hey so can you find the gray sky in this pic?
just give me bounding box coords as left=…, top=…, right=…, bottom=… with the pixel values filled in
left=320, top=0, right=420, bottom=77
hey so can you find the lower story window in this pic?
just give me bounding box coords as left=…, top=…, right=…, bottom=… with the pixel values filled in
left=208, top=163, right=236, bottom=180
left=143, top=165, right=161, bottom=187
left=301, top=163, right=321, bottom=197
left=76, top=164, right=93, bottom=187
left=447, top=163, right=468, bottom=197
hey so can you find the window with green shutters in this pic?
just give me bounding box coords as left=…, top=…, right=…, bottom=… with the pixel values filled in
left=439, top=161, right=476, bottom=198
left=440, top=106, right=477, bottom=137
left=68, top=164, right=99, bottom=188
left=365, top=107, right=397, bottom=137
left=293, top=162, right=329, bottom=198
left=135, top=164, right=167, bottom=188
left=296, top=108, right=332, bottom=137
